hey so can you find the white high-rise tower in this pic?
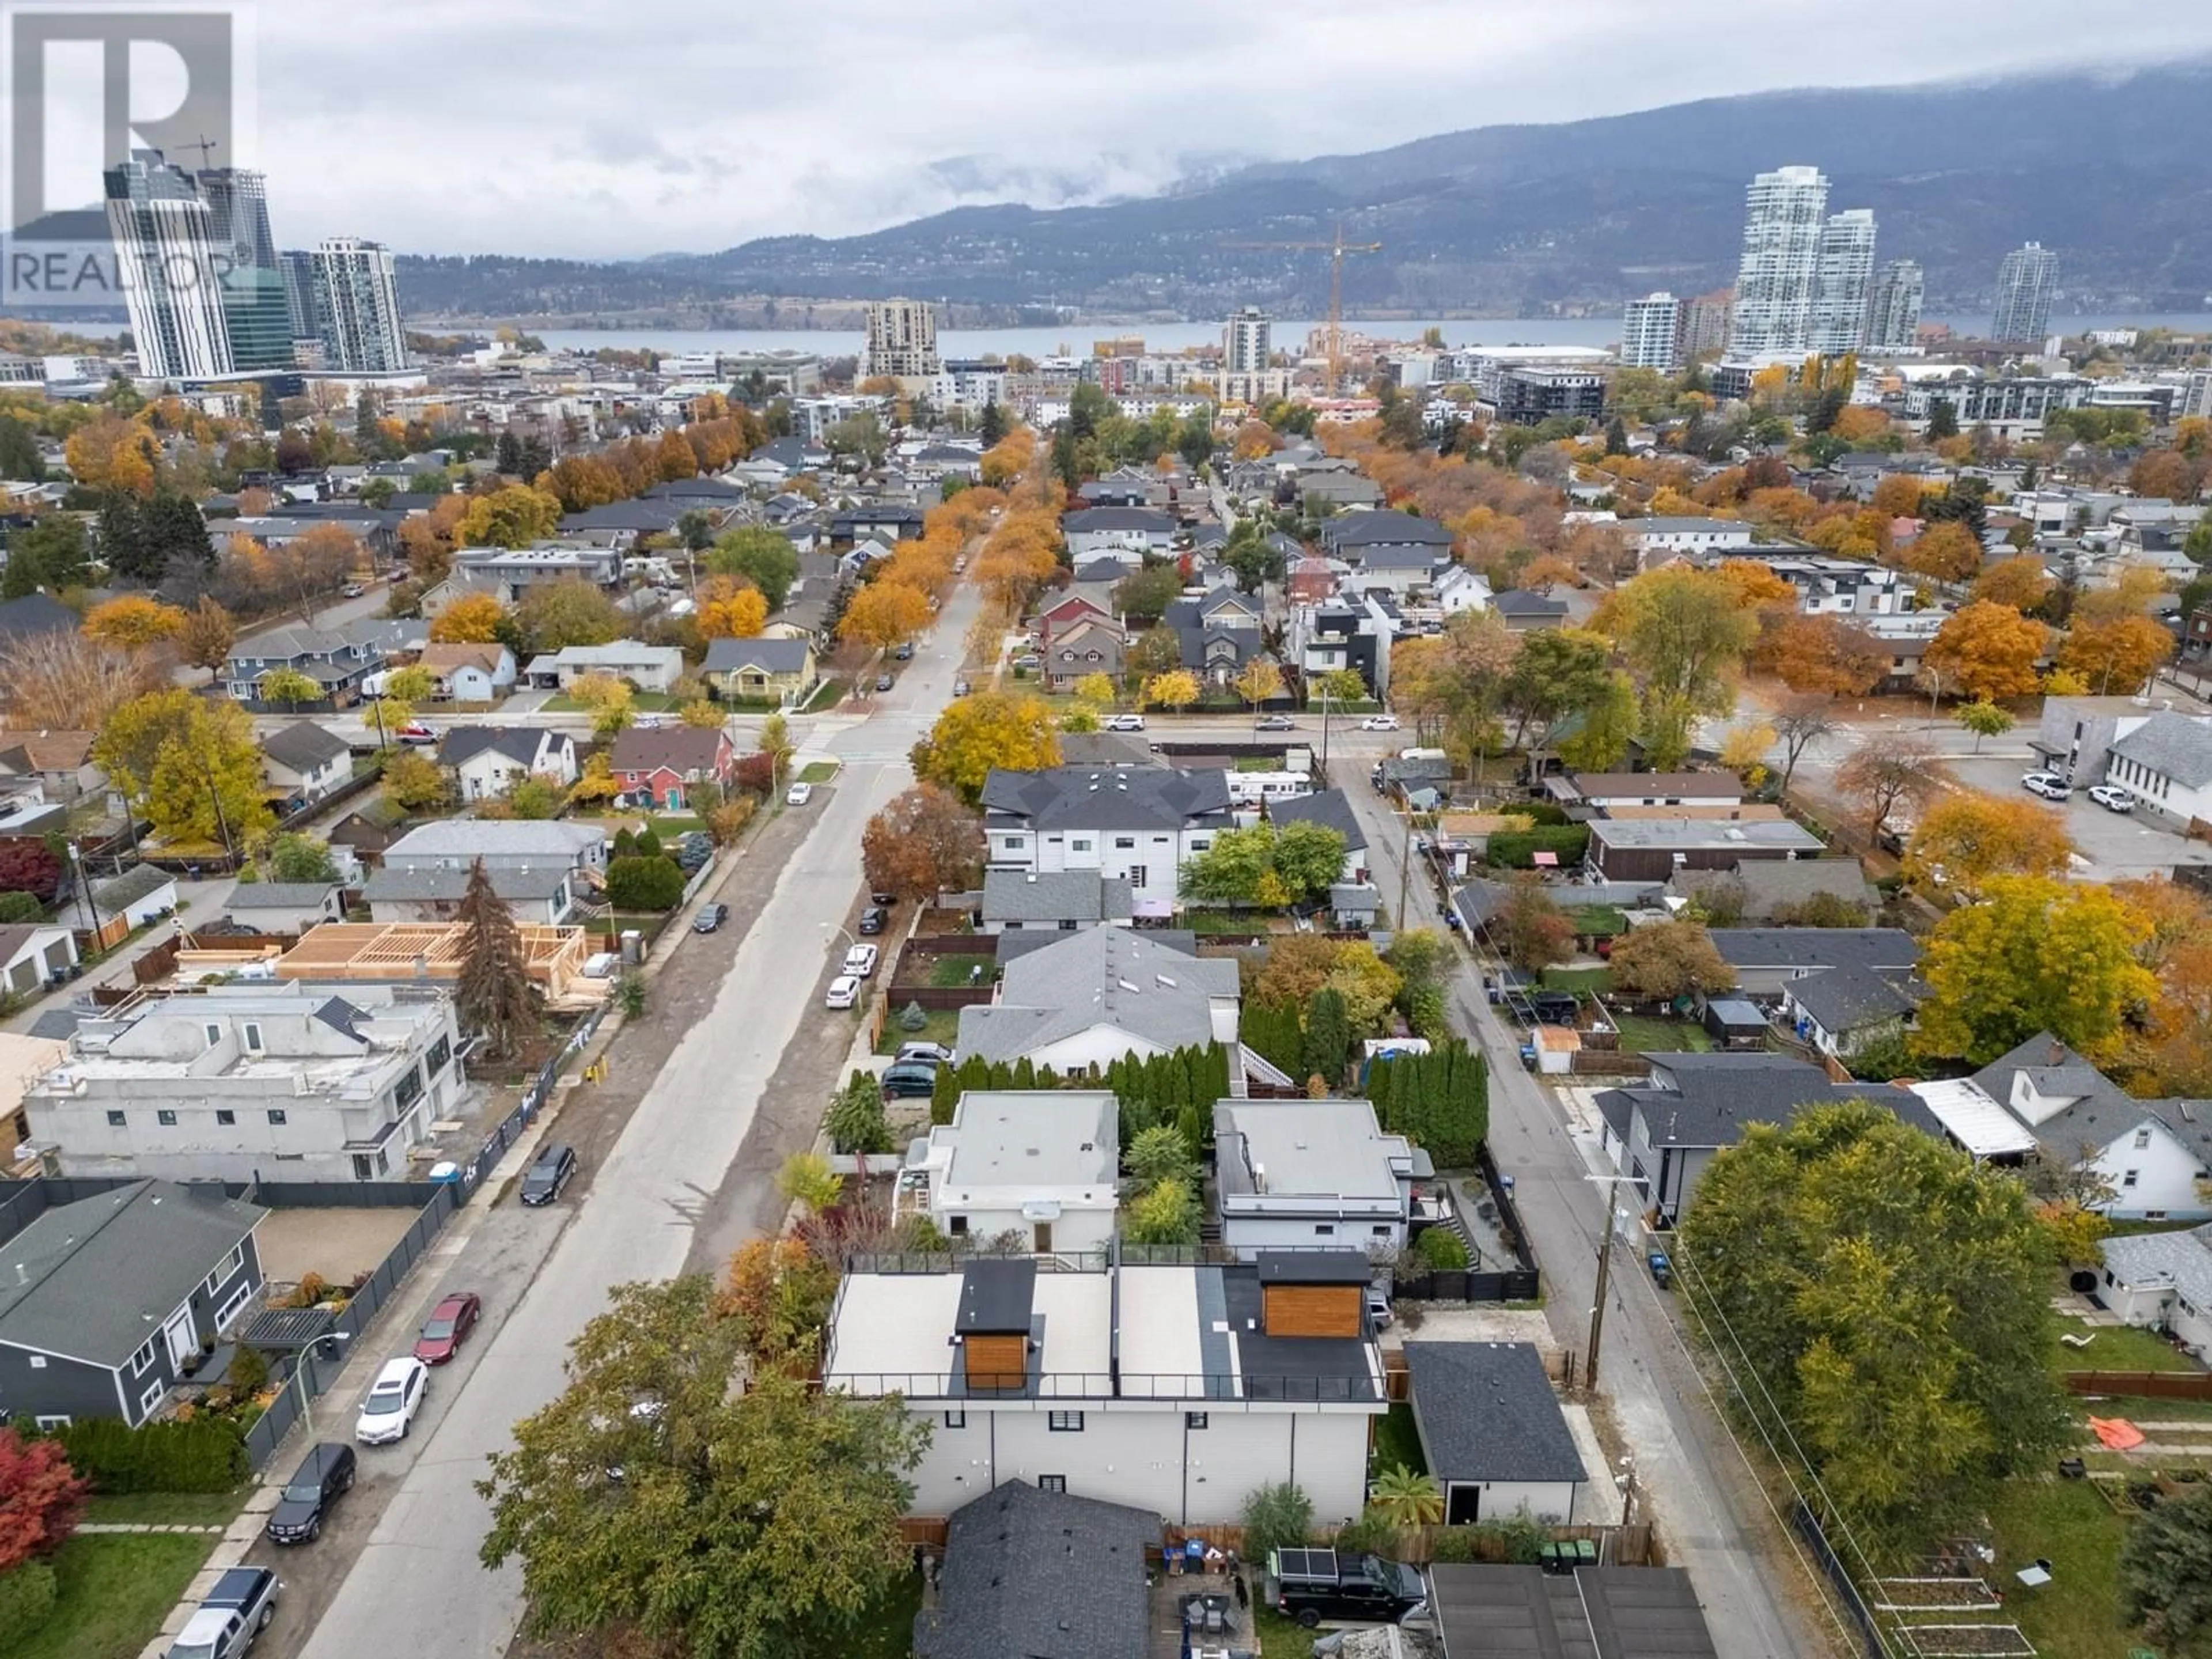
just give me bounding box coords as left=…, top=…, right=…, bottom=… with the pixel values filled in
left=1619, top=294, right=1683, bottom=372
left=1865, top=260, right=1926, bottom=354
left=1809, top=210, right=1877, bottom=355
left=104, top=150, right=234, bottom=380
left=1224, top=306, right=1272, bottom=373
left=1727, top=165, right=1830, bottom=356
left=310, top=238, right=410, bottom=372
left=1991, top=243, right=2058, bottom=346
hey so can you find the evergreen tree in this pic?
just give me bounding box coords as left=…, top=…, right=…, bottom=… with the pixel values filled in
left=455, top=859, right=539, bottom=1062
left=1926, top=397, right=1960, bottom=441
left=495, top=430, right=524, bottom=474
left=97, top=493, right=153, bottom=584
left=1302, top=988, right=1351, bottom=1089
left=979, top=402, right=1008, bottom=446
left=143, top=491, right=215, bottom=575
left=1603, top=416, right=1628, bottom=456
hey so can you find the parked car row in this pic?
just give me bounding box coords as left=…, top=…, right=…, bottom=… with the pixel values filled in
left=2024, top=770, right=2138, bottom=814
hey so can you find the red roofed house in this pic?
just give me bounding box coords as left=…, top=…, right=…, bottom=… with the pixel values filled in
left=608, top=726, right=737, bottom=810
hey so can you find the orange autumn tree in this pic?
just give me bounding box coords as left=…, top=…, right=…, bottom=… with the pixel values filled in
left=82, top=594, right=186, bottom=650
left=838, top=582, right=933, bottom=652
left=1923, top=601, right=2048, bottom=702
left=429, top=592, right=511, bottom=644
left=697, top=578, right=768, bottom=639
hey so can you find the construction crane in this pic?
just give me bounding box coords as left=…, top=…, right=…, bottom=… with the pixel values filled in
left=1221, top=222, right=1382, bottom=393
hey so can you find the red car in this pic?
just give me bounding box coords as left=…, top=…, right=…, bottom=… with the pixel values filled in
left=412, top=1291, right=482, bottom=1365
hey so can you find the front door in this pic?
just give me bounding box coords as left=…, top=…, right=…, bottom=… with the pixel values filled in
left=1033, top=1221, right=1053, bottom=1254
left=1446, top=1483, right=1480, bottom=1527
left=162, top=1305, right=196, bottom=1370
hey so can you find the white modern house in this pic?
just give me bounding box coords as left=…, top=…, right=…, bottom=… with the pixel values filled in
left=1211, top=1098, right=1433, bottom=1260
left=1060, top=507, right=1175, bottom=566
left=821, top=1254, right=1387, bottom=1525
left=437, top=728, right=579, bottom=803
left=21, top=983, right=464, bottom=1184
left=1622, top=517, right=1756, bottom=567
left=2105, top=713, right=2212, bottom=828
left=980, top=767, right=1235, bottom=918
left=907, top=1091, right=1120, bottom=1255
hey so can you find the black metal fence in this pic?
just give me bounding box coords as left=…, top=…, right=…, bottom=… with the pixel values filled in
left=1790, top=1499, right=1892, bottom=1659
left=243, top=1183, right=460, bottom=1471
left=451, top=1002, right=609, bottom=1195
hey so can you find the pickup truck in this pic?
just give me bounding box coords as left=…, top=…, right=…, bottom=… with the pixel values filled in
left=166, top=1566, right=279, bottom=1659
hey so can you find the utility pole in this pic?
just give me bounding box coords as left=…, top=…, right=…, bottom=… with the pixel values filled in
left=1396, top=810, right=1414, bottom=927
left=1582, top=1173, right=1643, bottom=1390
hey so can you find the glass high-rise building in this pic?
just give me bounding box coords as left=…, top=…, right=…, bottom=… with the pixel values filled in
left=1991, top=243, right=2059, bottom=346
left=1619, top=293, right=1683, bottom=372
left=196, top=168, right=294, bottom=372
left=1727, top=166, right=1829, bottom=355
left=280, top=249, right=321, bottom=342
left=1224, top=306, right=1272, bottom=373
left=1809, top=209, right=1877, bottom=356
left=1865, top=259, right=1926, bottom=354
left=310, top=238, right=410, bottom=372
left=104, top=150, right=233, bottom=380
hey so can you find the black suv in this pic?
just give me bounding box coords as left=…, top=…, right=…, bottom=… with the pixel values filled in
left=857, top=906, right=887, bottom=935
left=266, top=1442, right=355, bottom=1544
left=1267, top=1548, right=1427, bottom=1628
left=520, top=1143, right=577, bottom=1206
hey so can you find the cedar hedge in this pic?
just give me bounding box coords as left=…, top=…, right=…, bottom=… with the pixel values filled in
left=50, top=1416, right=247, bottom=1493
left=1486, top=827, right=1590, bottom=869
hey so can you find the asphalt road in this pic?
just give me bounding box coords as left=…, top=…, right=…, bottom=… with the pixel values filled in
left=286, top=587, right=977, bottom=1659
left=1339, top=779, right=1824, bottom=1659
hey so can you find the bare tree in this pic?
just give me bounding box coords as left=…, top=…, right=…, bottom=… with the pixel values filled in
left=1834, top=736, right=1944, bottom=844
left=0, top=630, right=166, bottom=731
left=1771, top=694, right=1841, bottom=793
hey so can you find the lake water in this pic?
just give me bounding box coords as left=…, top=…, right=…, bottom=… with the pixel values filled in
left=530, top=313, right=2212, bottom=359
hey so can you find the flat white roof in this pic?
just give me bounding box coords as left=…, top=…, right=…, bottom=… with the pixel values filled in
left=825, top=1272, right=1112, bottom=1395
left=1116, top=1266, right=1205, bottom=1395
left=1911, top=1078, right=2040, bottom=1158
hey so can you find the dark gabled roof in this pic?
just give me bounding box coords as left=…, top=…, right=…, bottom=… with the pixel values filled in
left=912, top=1481, right=1156, bottom=1659
left=1406, top=1342, right=1587, bottom=1484
left=1323, top=510, right=1453, bottom=549
left=955, top=1259, right=1036, bottom=1335
left=608, top=725, right=728, bottom=776
left=259, top=721, right=350, bottom=773
left=2111, top=712, right=2212, bottom=789
left=0, top=1181, right=266, bottom=1366
left=1267, top=787, right=1366, bottom=850
left=981, top=870, right=1134, bottom=924
left=92, top=863, right=174, bottom=910
left=703, top=636, right=812, bottom=674
left=437, top=726, right=552, bottom=770
left=1784, top=963, right=1923, bottom=1033
left=1705, top=927, right=1918, bottom=975
left=0, top=593, right=78, bottom=641
left=1491, top=589, right=1570, bottom=618
left=559, top=499, right=685, bottom=532
left=1593, top=1053, right=1936, bottom=1152
left=1061, top=506, right=1173, bottom=533
left=979, top=767, right=1233, bottom=833
left=1256, top=1250, right=1372, bottom=1285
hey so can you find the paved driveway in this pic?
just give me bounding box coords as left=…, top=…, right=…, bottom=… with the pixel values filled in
left=1940, top=755, right=2212, bottom=882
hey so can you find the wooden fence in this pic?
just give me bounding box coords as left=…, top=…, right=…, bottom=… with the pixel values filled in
left=884, top=984, right=996, bottom=1012
left=2065, top=1369, right=2212, bottom=1400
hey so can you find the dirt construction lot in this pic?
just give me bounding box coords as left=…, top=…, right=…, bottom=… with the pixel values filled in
left=254, top=1206, right=422, bottom=1286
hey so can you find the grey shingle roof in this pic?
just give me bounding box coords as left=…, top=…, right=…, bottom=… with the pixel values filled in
left=366, top=866, right=570, bottom=903
left=2111, top=713, right=2212, bottom=789
left=1323, top=510, right=1455, bottom=548
left=1706, top=928, right=1918, bottom=974
left=980, top=767, right=1233, bottom=834
left=1406, top=1342, right=1588, bottom=1485
left=1666, top=860, right=1876, bottom=921
left=92, top=863, right=175, bottom=910
left=1783, top=964, right=1922, bottom=1033
left=226, top=881, right=340, bottom=910
left=2102, top=1225, right=2212, bottom=1316
left=912, top=1481, right=1156, bottom=1659
left=957, top=928, right=1238, bottom=1065
left=1060, top=506, right=1173, bottom=533
left=981, top=870, right=1133, bottom=925
left=0, top=1181, right=266, bottom=1366
left=703, top=636, right=811, bottom=675
left=437, top=726, right=549, bottom=770
left=1593, top=1054, right=1937, bottom=1152
left=1491, top=589, right=1569, bottom=619
left=259, top=722, right=350, bottom=773
left=1968, top=1032, right=2212, bottom=1162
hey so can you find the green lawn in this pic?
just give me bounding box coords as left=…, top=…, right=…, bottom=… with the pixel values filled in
left=1540, top=965, right=1613, bottom=993
left=798, top=760, right=840, bottom=783
left=1188, top=910, right=1273, bottom=936
left=1372, top=1402, right=1427, bottom=1477
left=1988, top=1477, right=2138, bottom=1659
left=1564, top=906, right=1628, bottom=938
left=544, top=690, right=681, bottom=713
left=1609, top=1015, right=1713, bottom=1055
left=84, top=1488, right=247, bottom=1527
left=926, top=956, right=992, bottom=989
left=6, top=1532, right=214, bottom=1659
left=876, top=1007, right=961, bottom=1056
left=2048, top=1315, right=2205, bottom=1377
left=842, top=1569, right=923, bottom=1659
left=798, top=678, right=847, bottom=713
left=1249, top=1606, right=1310, bottom=1659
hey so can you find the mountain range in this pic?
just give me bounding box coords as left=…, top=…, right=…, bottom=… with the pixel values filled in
left=394, top=62, right=2212, bottom=325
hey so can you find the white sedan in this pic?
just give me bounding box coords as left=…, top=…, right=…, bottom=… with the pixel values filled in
left=843, top=943, right=880, bottom=978
left=824, top=975, right=861, bottom=1010
left=785, top=782, right=813, bottom=806
left=1359, top=715, right=1400, bottom=731
left=2087, top=783, right=2136, bottom=814
left=355, top=1357, right=429, bottom=1445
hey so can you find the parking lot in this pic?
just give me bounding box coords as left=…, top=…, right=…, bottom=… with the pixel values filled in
left=1943, top=755, right=2212, bottom=882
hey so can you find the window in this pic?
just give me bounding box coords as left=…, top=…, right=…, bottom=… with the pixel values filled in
left=1126, top=865, right=1149, bottom=891
left=2136, top=1127, right=2154, bottom=1149
left=1048, top=1411, right=1084, bottom=1432
left=268, top=1109, right=287, bottom=1126
left=393, top=1065, right=424, bottom=1114
left=2124, top=1169, right=2141, bottom=1188
left=27, top=1357, right=45, bottom=1370
left=1314, top=1224, right=1335, bottom=1236
left=216, top=1110, right=234, bottom=1126
left=242, top=1022, right=264, bottom=1054
left=1113, top=837, right=1135, bottom=850
left=1070, top=839, right=1093, bottom=853
left=32, top=1414, right=66, bottom=1429
left=427, top=1035, right=452, bottom=1076
left=105, top=1111, right=125, bottom=1127
left=203, top=1022, right=222, bottom=1048
left=1373, top=1225, right=1393, bottom=1237
left=2147, top=1210, right=2169, bottom=1222
left=948, top=1215, right=968, bottom=1236
left=1037, top=1475, right=1067, bottom=1493
left=157, top=1110, right=176, bottom=1127
left=1186, top=1412, right=1209, bottom=1430
left=129, top=1338, right=156, bottom=1376
left=138, top=1378, right=165, bottom=1417
left=943, top=1410, right=966, bottom=1429
left=353, top=1154, right=378, bottom=1181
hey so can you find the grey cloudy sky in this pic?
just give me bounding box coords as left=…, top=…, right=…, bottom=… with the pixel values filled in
left=246, top=0, right=2212, bottom=259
